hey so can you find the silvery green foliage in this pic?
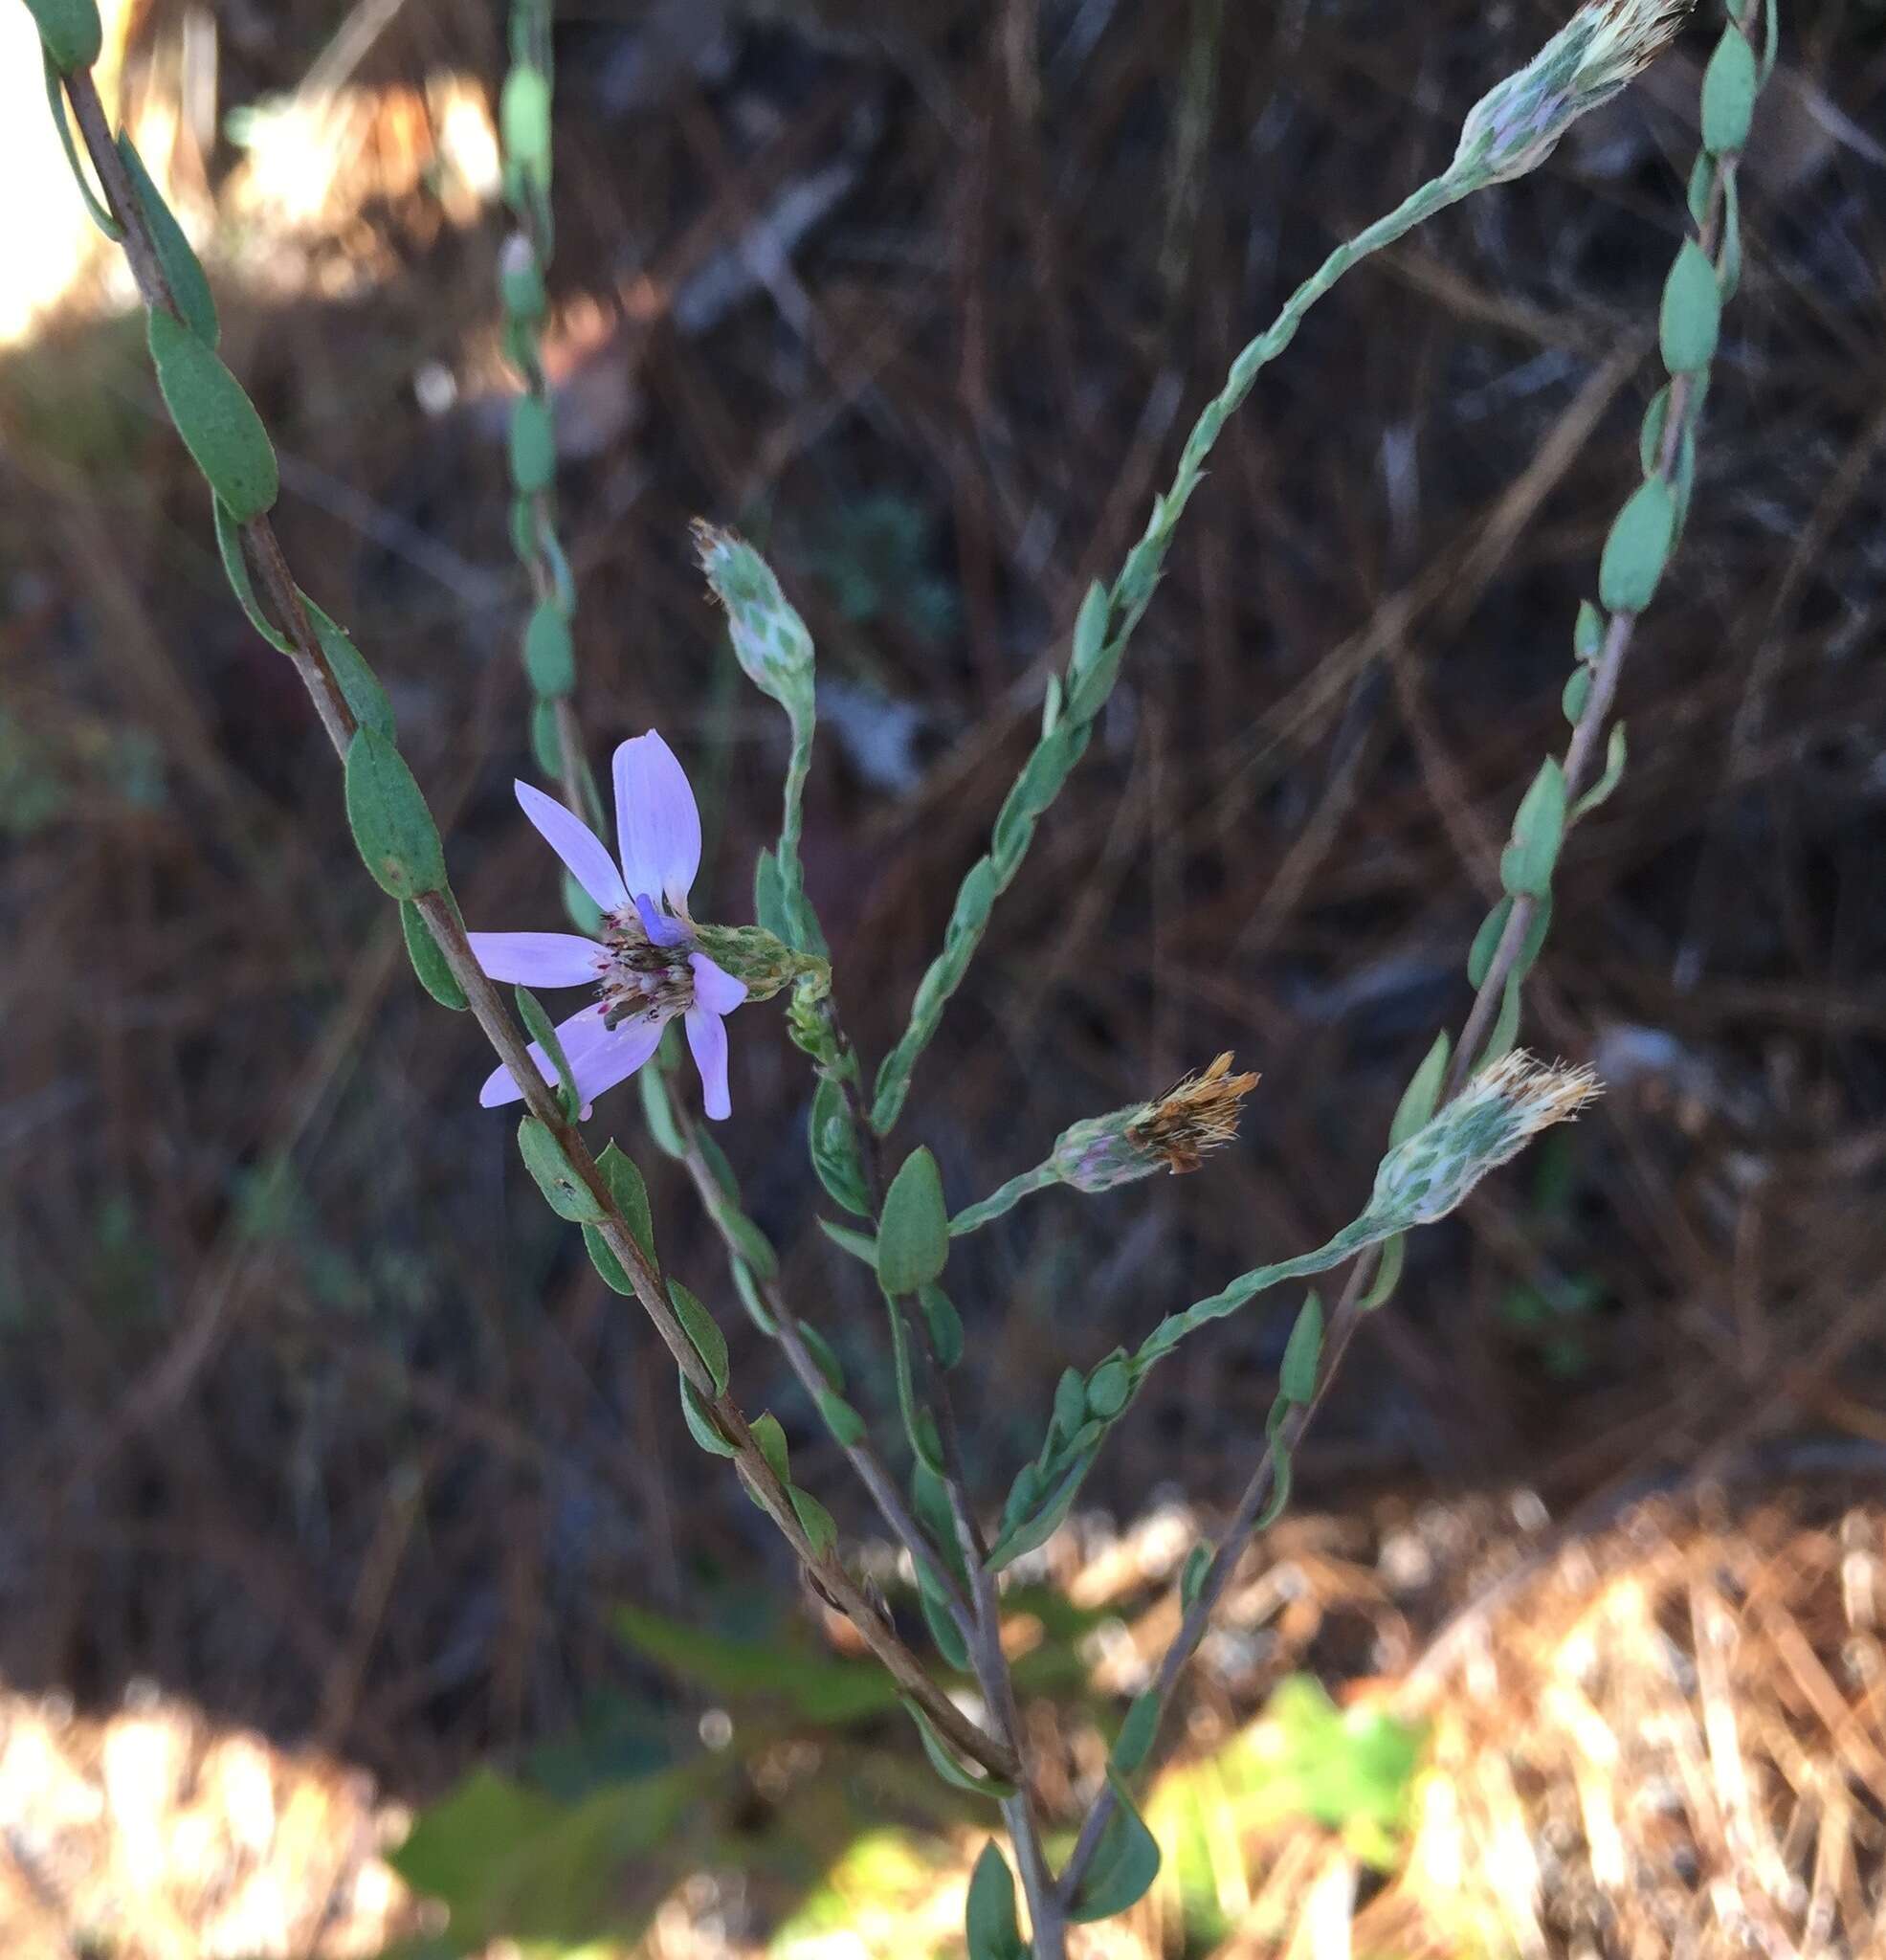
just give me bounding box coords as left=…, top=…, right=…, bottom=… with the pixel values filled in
left=498, top=0, right=603, bottom=864
left=24, top=0, right=1780, bottom=1948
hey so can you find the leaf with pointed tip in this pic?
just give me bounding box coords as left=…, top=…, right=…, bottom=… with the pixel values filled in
left=146, top=308, right=277, bottom=520
left=965, top=1842, right=1029, bottom=1960
left=401, top=899, right=467, bottom=1011
left=878, top=1147, right=949, bottom=1295
left=902, top=1700, right=1017, bottom=1801
left=1067, top=1772, right=1162, bottom=1922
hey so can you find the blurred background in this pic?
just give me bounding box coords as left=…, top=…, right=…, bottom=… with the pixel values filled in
left=4, top=0, right=1886, bottom=1953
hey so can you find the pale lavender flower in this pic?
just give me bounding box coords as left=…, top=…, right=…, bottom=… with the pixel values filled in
left=472, top=731, right=748, bottom=1120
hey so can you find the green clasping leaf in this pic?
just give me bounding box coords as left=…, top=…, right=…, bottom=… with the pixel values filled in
left=816, top=1390, right=867, bottom=1449
left=213, top=496, right=300, bottom=649
left=24, top=0, right=100, bottom=72
left=1180, top=1543, right=1210, bottom=1610
left=1389, top=1032, right=1451, bottom=1147
left=1700, top=27, right=1757, bottom=155
left=1067, top=1772, right=1162, bottom=1922
left=509, top=394, right=556, bottom=495
left=965, top=1843, right=1028, bottom=1960
left=809, top=1076, right=870, bottom=1216
left=146, top=308, right=277, bottom=521
left=595, top=1141, right=655, bottom=1263
left=522, top=602, right=574, bottom=698
left=1051, top=1367, right=1089, bottom=1443
left=1598, top=478, right=1675, bottom=614
left=877, top=1147, right=949, bottom=1294
left=919, top=1284, right=964, bottom=1370
left=636, top=1059, right=685, bottom=1158
left=669, top=1281, right=728, bottom=1395
left=919, top=1569, right=970, bottom=1671
left=1069, top=579, right=1110, bottom=678
left=117, top=136, right=216, bottom=345
left=344, top=726, right=446, bottom=900
left=1279, top=1291, right=1323, bottom=1404
left=1360, top=1232, right=1408, bottom=1311
left=903, top=1701, right=1017, bottom=1801
left=1501, top=758, right=1566, bottom=899
left=301, top=596, right=395, bottom=739
left=749, top=1413, right=790, bottom=1487
left=514, top=985, right=581, bottom=1118
left=499, top=63, right=552, bottom=187
left=1111, top=1690, right=1160, bottom=1776
left=795, top=1319, right=845, bottom=1392
left=788, top=1484, right=837, bottom=1559
left=1086, top=1353, right=1131, bottom=1419
left=1572, top=722, right=1629, bottom=821
left=1660, top=240, right=1721, bottom=376
left=680, top=1375, right=737, bottom=1458
left=516, top=1117, right=606, bottom=1222
left=401, top=900, right=467, bottom=1011
left=818, top=1216, right=878, bottom=1266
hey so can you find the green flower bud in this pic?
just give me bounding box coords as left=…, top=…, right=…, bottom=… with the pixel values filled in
left=692, top=523, right=815, bottom=720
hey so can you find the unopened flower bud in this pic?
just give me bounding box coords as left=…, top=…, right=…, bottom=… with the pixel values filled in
left=1451, top=0, right=1690, bottom=189
left=693, top=523, right=815, bottom=720
left=1051, top=1054, right=1258, bottom=1193
left=1367, top=1052, right=1599, bottom=1227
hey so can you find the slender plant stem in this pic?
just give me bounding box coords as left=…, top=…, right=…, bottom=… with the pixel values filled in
left=668, top=1099, right=978, bottom=1633
left=1057, top=28, right=1762, bottom=1902
left=821, top=992, right=1060, bottom=1927
left=868, top=173, right=1469, bottom=1134
left=59, top=56, right=1012, bottom=1790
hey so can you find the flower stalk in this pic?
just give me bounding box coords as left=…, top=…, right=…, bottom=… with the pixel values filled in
left=1057, top=3, right=1771, bottom=1902
left=42, top=41, right=1013, bottom=1792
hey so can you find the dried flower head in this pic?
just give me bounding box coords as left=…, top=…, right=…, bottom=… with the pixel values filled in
left=1367, top=1052, right=1602, bottom=1227
left=1128, top=1053, right=1261, bottom=1173
left=1051, top=1054, right=1258, bottom=1193
left=1451, top=0, right=1692, bottom=188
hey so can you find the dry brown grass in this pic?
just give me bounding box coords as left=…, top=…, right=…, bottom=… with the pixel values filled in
left=8, top=1484, right=1882, bottom=1957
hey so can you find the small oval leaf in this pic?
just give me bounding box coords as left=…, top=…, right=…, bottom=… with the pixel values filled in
left=522, top=602, right=574, bottom=698
left=1067, top=1772, right=1162, bottom=1923
left=344, top=726, right=447, bottom=900
left=146, top=307, right=277, bottom=521
left=24, top=0, right=101, bottom=72
left=1659, top=239, right=1721, bottom=376
left=965, top=1842, right=1026, bottom=1960
left=117, top=136, right=217, bottom=345
left=1598, top=478, right=1676, bottom=614
left=877, top=1147, right=949, bottom=1295
left=516, top=1116, right=606, bottom=1222
left=401, top=900, right=467, bottom=1010
left=669, top=1281, right=729, bottom=1395
left=509, top=393, right=556, bottom=495
left=1700, top=27, right=1758, bottom=156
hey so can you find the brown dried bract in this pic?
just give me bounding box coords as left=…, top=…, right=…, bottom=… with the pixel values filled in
left=1128, top=1052, right=1260, bottom=1174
